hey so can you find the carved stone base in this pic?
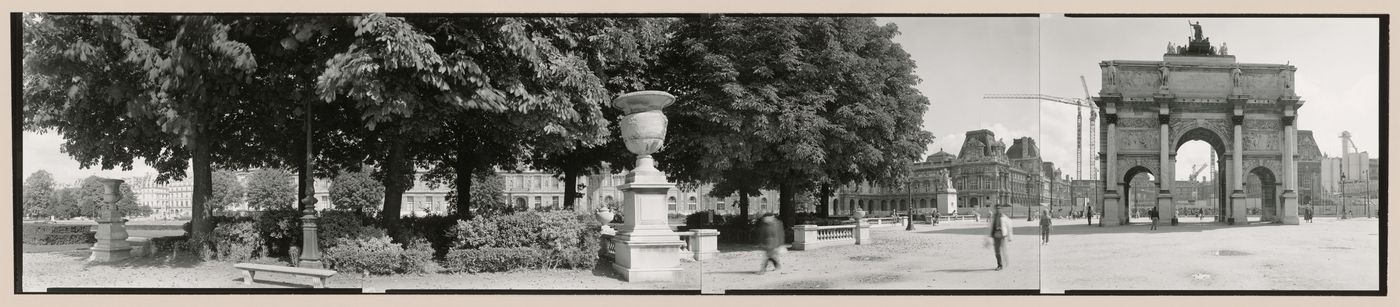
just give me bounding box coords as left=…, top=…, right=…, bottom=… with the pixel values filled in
left=1102, top=193, right=1122, bottom=227
left=611, top=239, right=684, bottom=282
left=1229, top=191, right=1248, bottom=225
left=1280, top=191, right=1300, bottom=225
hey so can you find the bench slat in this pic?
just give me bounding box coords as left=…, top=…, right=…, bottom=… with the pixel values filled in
left=234, top=263, right=337, bottom=277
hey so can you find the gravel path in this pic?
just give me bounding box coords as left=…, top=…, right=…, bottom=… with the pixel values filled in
left=22, top=251, right=701, bottom=292
left=702, top=221, right=1042, bottom=292
left=1040, top=217, right=1381, bottom=292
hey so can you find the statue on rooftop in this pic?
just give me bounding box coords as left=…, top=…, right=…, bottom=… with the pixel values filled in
left=1190, top=21, right=1204, bottom=41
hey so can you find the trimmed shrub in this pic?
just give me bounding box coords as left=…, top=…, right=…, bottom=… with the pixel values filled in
left=22, top=224, right=97, bottom=245
left=254, top=209, right=302, bottom=257
left=323, top=233, right=436, bottom=275
left=210, top=221, right=264, bottom=262
left=448, top=212, right=600, bottom=271
left=318, top=210, right=376, bottom=248
left=396, top=214, right=462, bottom=259
left=684, top=211, right=716, bottom=229
left=442, top=247, right=545, bottom=273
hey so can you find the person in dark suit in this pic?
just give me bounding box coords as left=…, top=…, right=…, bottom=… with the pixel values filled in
left=1039, top=209, right=1052, bottom=245
left=990, top=205, right=1013, bottom=271
left=757, top=214, right=784, bottom=274
left=1149, top=207, right=1159, bottom=230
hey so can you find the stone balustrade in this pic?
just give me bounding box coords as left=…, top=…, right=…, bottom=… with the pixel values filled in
left=791, top=223, right=872, bottom=250
left=862, top=217, right=906, bottom=228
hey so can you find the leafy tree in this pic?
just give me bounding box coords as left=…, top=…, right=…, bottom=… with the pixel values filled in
left=246, top=168, right=296, bottom=210
left=44, top=176, right=147, bottom=219
left=330, top=170, right=385, bottom=215
left=444, top=173, right=507, bottom=216
left=207, top=169, right=246, bottom=214
left=655, top=17, right=933, bottom=236
left=22, top=170, right=57, bottom=218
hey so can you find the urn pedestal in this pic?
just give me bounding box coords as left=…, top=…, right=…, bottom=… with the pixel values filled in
left=90, top=179, right=131, bottom=262
left=1229, top=191, right=1248, bottom=225
left=1101, top=192, right=1122, bottom=227
left=609, top=91, right=685, bottom=282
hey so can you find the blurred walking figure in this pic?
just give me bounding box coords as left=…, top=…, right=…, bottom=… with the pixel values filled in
left=1039, top=210, right=1052, bottom=245
left=757, top=214, right=784, bottom=274
left=989, top=205, right=1013, bottom=271
left=1149, top=206, right=1159, bottom=230
left=1304, top=206, right=1314, bottom=223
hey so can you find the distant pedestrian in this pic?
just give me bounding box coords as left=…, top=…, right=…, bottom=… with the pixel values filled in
left=1149, top=207, right=1159, bottom=230
left=1039, top=210, right=1052, bottom=245
left=757, top=214, right=784, bottom=274
left=1304, top=207, right=1314, bottom=223
left=931, top=208, right=940, bottom=226
left=989, top=205, right=1013, bottom=271
left=1086, top=206, right=1094, bottom=226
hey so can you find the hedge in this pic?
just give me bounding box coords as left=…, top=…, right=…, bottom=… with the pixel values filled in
left=441, top=247, right=545, bottom=273
left=448, top=212, right=599, bottom=271
left=22, top=224, right=97, bottom=245
left=323, top=234, right=436, bottom=275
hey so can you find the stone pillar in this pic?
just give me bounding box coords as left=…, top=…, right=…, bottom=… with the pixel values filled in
left=1102, top=113, right=1122, bottom=226
left=610, top=91, right=685, bottom=282
left=690, top=229, right=719, bottom=260
left=1157, top=114, right=1176, bottom=225
left=90, top=178, right=131, bottom=262
left=1230, top=115, right=1248, bottom=224
left=298, top=207, right=323, bottom=269
left=855, top=222, right=872, bottom=244
left=1280, top=115, right=1300, bottom=224
left=936, top=188, right=957, bottom=215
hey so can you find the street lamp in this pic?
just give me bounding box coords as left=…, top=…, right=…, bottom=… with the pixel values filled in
left=906, top=179, right=915, bottom=231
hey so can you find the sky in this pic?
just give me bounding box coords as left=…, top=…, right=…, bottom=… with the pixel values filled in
left=20, top=16, right=1383, bottom=186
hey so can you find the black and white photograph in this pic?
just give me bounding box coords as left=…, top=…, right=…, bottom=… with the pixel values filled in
left=5, top=6, right=1388, bottom=302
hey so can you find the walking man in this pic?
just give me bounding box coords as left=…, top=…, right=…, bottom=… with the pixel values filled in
left=757, top=214, right=784, bottom=274
left=1086, top=205, right=1094, bottom=226
left=1149, top=206, right=1159, bottom=230
left=1305, top=206, right=1314, bottom=223
left=989, top=205, right=1013, bottom=271
left=1039, top=210, right=1052, bottom=245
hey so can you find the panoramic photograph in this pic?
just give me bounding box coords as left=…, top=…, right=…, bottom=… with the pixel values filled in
left=12, top=13, right=1384, bottom=296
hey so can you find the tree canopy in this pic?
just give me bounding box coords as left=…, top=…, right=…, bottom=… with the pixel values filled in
left=245, top=168, right=296, bottom=210
left=22, top=170, right=57, bottom=218
left=330, top=170, right=386, bottom=215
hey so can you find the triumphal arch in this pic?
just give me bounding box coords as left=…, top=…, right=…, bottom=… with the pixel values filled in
left=1095, top=23, right=1301, bottom=226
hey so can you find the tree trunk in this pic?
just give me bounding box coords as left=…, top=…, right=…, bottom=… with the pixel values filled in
left=381, top=137, right=407, bottom=230
left=190, top=128, right=212, bottom=237
left=738, top=191, right=750, bottom=221
left=452, top=148, right=474, bottom=219
left=563, top=168, right=579, bottom=211
left=819, top=183, right=831, bottom=218
left=778, top=180, right=796, bottom=243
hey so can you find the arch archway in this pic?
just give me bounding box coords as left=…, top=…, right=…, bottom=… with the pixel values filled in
left=1247, top=166, right=1280, bottom=223
left=1173, top=127, right=1230, bottom=224
left=1121, top=165, right=1157, bottom=225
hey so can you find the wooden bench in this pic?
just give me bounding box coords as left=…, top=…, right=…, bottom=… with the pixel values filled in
left=233, top=263, right=337, bottom=288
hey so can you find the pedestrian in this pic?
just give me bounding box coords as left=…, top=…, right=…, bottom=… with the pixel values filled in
left=1305, top=207, right=1314, bottom=223
left=1149, top=207, right=1159, bottom=230
left=989, top=205, right=1013, bottom=271
left=1086, top=205, right=1094, bottom=226
left=756, top=214, right=784, bottom=274
left=931, top=208, right=940, bottom=226
left=1039, top=210, right=1052, bottom=245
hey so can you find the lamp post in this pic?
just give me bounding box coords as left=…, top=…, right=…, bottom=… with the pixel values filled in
left=906, top=179, right=915, bottom=231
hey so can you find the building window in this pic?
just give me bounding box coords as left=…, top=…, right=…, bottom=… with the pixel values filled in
left=689, top=196, right=697, bottom=210
left=533, top=196, right=542, bottom=209
left=668, top=196, right=677, bottom=211
left=552, top=196, right=560, bottom=209
left=761, top=197, right=768, bottom=210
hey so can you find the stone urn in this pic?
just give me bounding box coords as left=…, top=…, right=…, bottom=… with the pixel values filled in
left=852, top=208, right=867, bottom=220
left=613, top=90, right=675, bottom=180
left=595, top=207, right=616, bottom=226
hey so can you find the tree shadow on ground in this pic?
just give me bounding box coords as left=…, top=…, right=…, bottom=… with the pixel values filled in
left=928, top=268, right=997, bottom=273
left=69, top=251, right=208, bottom=269
left=717, top=243, right=764, bottom=253
left=591, top=257, right=623, bottom=280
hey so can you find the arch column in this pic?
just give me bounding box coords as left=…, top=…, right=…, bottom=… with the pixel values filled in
left=1229, top=105, right=1248, bottom=224
left=1157, top=109, right=1177, bottom=225
left=1102, top=109, right=1123, bottom=226
left=1280, top=112, right=1300, bottom=224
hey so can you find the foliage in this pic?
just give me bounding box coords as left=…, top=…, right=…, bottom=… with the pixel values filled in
left=254, top=208, right=303, bottom=257
left=448, top=211, right=600, bottom=270
left=330, top=170, right=385, bottom=214
left=246, top=168, right=296, bottom=210
left=22, top=170, right=57, bottom=218
left=44, top=176, right=147, bottom=219
left=323, top=234, right=436, bottom=275
left=210, top=220, right=265, bottom=262
left=21, top=224, right=96, bottom=245
left=441, top=247, right=545, bottom=273
left=207, top=169, right=246, bottom=214
left=318, top=210, right=382, bottom=249
left=655, top=17, right=934, bottom=233
left=395, top=214, right=463, bottom=259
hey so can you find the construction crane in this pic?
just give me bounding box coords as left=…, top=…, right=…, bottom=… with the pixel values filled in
left=983, top=76, right=1099, bottom=181
left=1187, top=164, right=1206, bottom=182
left=1339, top=131, right=1371, bottom=218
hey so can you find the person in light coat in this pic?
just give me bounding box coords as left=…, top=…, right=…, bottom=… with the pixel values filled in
left=989, top=205, right=1014, bottom=271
